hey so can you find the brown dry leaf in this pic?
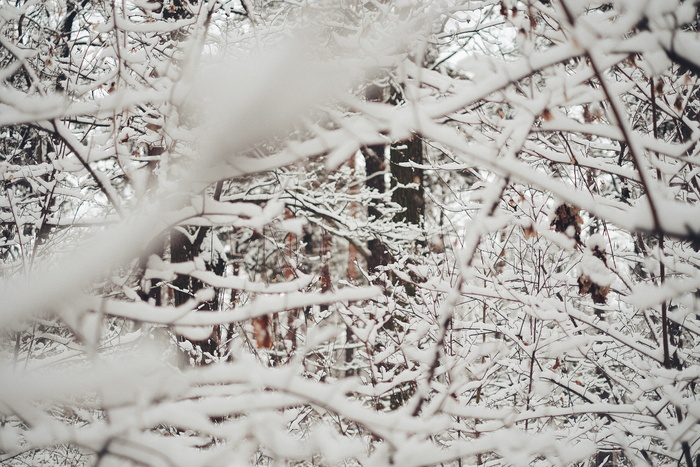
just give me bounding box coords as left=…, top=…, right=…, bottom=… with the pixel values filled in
left=252, top=315, right=273, bottom=349
left=591, top=284, right=610, bottom=304
left=551, top=204, right=582, bottom=243
left=148, top=145, right=165, bottom=156
left=578, top=274, right=609, bottom=304
left=495, top=260, right=506, bottom=274
left=578, top=274, right=592, bottom=295
left=592, top=246, right=607, bottom=263
left=674, top=95, right=683, bottom=111
left=523, top=224, right=537, bottom=240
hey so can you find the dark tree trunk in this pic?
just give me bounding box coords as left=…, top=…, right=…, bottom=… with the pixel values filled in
left=388, top=84, right=424, bottom=297
left=362, top=74, right=390, bottom=275
left=137, top=234, right=166, bottom=306
left=390, top=136, right=424, bottom=226
left=171, top=226, right=224, bottom=363
left=170, top=227, right=199, bottom=306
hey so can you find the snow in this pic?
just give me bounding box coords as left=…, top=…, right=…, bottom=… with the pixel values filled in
left=100, top=286, right=382, bottom=326
left=2, top=1, right=700, bottom=465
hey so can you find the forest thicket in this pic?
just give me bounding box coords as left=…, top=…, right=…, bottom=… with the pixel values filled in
left=1, top=0, right=700, bottom=465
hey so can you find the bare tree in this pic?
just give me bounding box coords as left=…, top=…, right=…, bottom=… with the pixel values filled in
left=1, top=1, right=700, bottom=466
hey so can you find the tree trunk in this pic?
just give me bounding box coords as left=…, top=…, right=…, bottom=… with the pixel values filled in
left=390, top=136, right=424, bottom=225
left=389, top=84, right=424, bottom=297
left=361, top=73, right=390, bottom=275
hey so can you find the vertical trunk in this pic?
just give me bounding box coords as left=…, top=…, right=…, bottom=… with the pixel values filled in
left=389, top=80, right=424, bottom=227
left=390, top=137, right=423, bottom=226
left=389, top=84, right=424, bottom=297
left=171, top=225, right=225, bottom=362
left=170, top=227, right=199, bottom=306
left=362, top=73, right=390, bottom=275
left=139, top=235, right=165, bottom=306
left=55, top=0, right=86, bottom=92
left=345, top=157, right=359, bottom=376
left=284, top=209, right=298, bottom=356
left=31, top=0, right=89, bottom=263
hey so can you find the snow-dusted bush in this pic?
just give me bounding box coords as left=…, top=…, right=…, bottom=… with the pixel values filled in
left=1, top=1, right=699, bottom=465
